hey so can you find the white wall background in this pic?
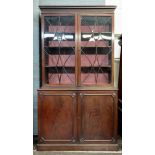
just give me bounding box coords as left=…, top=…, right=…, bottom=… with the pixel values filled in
left=39, top=0, right=105, bottom=5
left=105, top=0, right=122, bottom=59
left=105, top=0, right=122, bottom=34
left=105, top=0, right=122, bottom=88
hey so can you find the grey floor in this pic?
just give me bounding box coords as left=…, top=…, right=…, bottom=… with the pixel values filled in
left=33, top=150, right=122, bottom=155
left=33, top=137, right=122, bottom=155
left=33, top=143, right=122, bottom=155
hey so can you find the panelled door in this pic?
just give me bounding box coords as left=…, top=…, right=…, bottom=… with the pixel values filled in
left=38, top=91, right=77, bottom=143
left=38, top=91, right=117, bottom=144
left=78, top=91, right=117, bottom=143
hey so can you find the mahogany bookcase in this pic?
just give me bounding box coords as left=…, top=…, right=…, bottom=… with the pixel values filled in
left=37, top=5, right=118, bottom=151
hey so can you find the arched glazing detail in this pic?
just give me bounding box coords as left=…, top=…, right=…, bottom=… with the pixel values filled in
left=43, top=16, right=75, bottom=85
left=80, top=16, right=112, bottom=85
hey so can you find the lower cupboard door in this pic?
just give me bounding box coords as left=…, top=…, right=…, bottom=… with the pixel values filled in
left=38, top=92, right=76, bottom=143
left=79, top=92, right=116, bottom=143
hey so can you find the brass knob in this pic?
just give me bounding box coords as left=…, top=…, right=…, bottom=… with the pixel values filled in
left=80, top=138, right=84, bottom=142
left=72, top=137, right=76, bottom=143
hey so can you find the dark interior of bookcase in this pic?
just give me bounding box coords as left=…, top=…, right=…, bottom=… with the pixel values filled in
left=43, top=16, right=112, bottom=86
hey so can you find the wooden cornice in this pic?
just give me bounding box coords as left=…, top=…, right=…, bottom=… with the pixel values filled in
left=39, top=5, right=117, bottom=10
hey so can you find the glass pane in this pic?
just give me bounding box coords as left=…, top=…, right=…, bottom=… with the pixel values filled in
left=44, top=16, right=75, bottom=85
left=80, top=16, right=112, bottom=85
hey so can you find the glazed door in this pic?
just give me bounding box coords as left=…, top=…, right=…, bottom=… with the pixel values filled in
left=38, top=91, right=77, bottom=143
left=79, top=15, right=113, bottom=86
left=41, top=14, right=77, bottom=86
left=79, top=91, right=117, bottom=143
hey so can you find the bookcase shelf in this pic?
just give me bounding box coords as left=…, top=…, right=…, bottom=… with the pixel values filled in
left=47, top=25, right=111, bottom=33
left=47, top=41, right=111, bottom=47
left=48, top=41, right=75, bottom=47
